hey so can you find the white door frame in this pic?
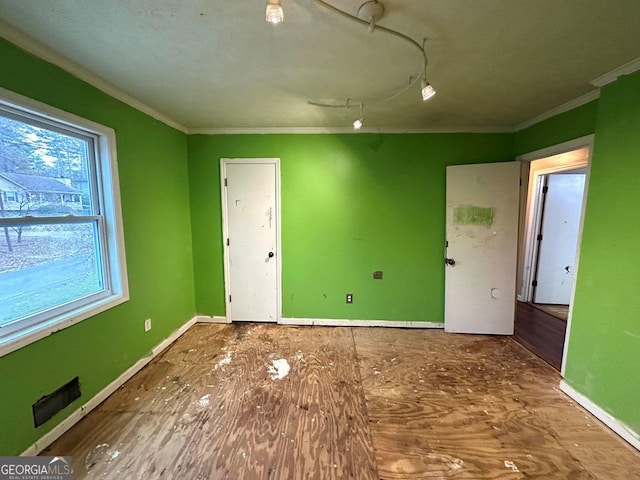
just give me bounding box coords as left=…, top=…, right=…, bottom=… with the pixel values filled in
left=220, top=158, right=282, bottom=323
left=516, top=135, right=593, bottom=376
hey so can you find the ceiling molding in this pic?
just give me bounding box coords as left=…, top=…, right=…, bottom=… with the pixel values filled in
left=187, top=126, right=513, bottom=135
left=591, top=56, right=640, bottom=87
left=514, top=90, right=600, bottom=132
left=0, top=19, right=187, bottom=133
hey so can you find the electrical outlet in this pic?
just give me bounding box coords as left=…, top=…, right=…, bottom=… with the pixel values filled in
left=373, top=270, right=383, bottom=279
left=144, top=319, right=152, bottom=332
left=346, top=293, right=353, bottom=304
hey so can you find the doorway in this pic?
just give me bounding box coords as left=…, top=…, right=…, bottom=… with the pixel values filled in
left=514, top=138, right=592, bottom=370
left=530, top=169, right=587, bottom=317
left=220, top=158, right=281, bottom=323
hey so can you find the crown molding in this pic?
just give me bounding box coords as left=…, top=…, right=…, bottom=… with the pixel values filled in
left=591, top=56, right=640, bottom=88
left=514, top=90, right=600, bottom=132
left=0, top=20, right=187, bottom=133
left=187, top=125, right=512, bottom=135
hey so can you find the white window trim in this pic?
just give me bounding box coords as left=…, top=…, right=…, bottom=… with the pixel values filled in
left=0, top=86, right=129, bottom=358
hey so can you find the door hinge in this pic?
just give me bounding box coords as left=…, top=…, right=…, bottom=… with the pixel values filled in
left=229, top=295, right=232, bottom=303
left=226, top=238, right=230, bottom=246
left=224, top=178, right=228, bottom=187
left=537, top=234, right=543, bottom=241
left=542, top=185, right=548, bottom=193
left=532, top=280, right=538, bottom=287
left=519, top=178, right=522, bottom=186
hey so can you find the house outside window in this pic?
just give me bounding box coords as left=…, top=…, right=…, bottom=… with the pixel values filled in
left=0, top=88, right=128, bottom=356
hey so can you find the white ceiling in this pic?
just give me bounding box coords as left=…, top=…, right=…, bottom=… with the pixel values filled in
left=1, top=0, right=639, bottom=132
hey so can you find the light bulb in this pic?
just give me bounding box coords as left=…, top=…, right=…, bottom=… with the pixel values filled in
left=421, top=79, right=436, bottom=101
left=353, top=118, right=363, bottom=130
left=266, top=1, right=284, bottom=24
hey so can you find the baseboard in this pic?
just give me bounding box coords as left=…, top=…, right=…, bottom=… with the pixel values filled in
left=559, top=380, right=640, bottom=451
left=194, top=315, right=230, bottom=324
left=21, top=316, right=198, bottom=456
left=278, top=317, right=444, bottom=328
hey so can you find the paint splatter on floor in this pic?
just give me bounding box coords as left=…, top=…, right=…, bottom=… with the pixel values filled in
left=214, top=351, right=232, bottom=370
left=505, top=460, right=520, bottom=472
left=85, top=443, right=120, bottom=471
left=197, top=394, right=211, bottom=409
left=267, top=358, right=290, bottom=380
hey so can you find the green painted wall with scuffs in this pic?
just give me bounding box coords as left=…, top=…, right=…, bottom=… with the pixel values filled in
left=188, top=133, right=513, bottom=322
left=0, top=39, right=195, bottom=455
left=563, top=71, right=640, bottom=435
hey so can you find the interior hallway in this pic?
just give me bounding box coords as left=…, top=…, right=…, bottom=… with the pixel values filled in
left=43, top=324, right=640, bottom=479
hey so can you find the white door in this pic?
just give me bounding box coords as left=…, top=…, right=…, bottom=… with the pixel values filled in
left=445, top=162, right=520, bottom=334
left=221, top=158, right=280, bottom=322
left=533, top=173, right=586, bottom=304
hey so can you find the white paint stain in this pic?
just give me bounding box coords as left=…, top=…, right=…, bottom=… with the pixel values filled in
left=267, top=358, right=290, bottom=380
left=85, top=444, right=120, bottom=471
left=197, top=394, right=211, bottom=408
left=421, top=454, right=464, bottom=472
left=214, top=351, right=233, bottom=370
left=294, top=350, right=305, bottom=362
left=504, top=460, right=519, bottom=472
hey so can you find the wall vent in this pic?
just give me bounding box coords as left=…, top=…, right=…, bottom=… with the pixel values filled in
left=32, top=377, right=81, bottom=428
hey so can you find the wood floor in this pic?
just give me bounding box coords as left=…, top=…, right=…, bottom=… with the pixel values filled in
left=42, top=324, right=640, bottom=479
left=531, top=303, right=569, bottom=322
left=514, top=301, right=568, bottom=370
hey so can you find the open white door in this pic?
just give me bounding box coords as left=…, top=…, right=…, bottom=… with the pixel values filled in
left=533, top=173, right=586, bottom=304
left=445, top=162, right=520, bottom=334
left=221, top=158, right=281, bottom=322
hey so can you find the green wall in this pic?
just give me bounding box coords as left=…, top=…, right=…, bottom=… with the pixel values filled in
left=513, top=100, right=599, bottom=156
left=563, top=71, right=640, bottom=435
left=189, top=133, right=513, bottom=322
left=0, top=39, right=195, bottom=454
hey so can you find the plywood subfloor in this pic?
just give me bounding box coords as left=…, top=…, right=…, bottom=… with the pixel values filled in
left=42, top=324, right=640, bottom=479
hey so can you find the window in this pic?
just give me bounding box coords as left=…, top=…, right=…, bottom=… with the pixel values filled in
left=3, top=191, right=17, bottom=202
left=0, top=88, right=128, bottom=356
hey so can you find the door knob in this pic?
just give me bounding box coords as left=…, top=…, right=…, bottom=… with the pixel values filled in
left=444, top=257, right=456, bottom=266
left=268, top=252, right=275, bottom=258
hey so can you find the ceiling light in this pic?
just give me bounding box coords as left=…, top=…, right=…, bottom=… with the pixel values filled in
left=266, top=0, right=284, bottom=24
left=421, top=79, right=436, bottom=101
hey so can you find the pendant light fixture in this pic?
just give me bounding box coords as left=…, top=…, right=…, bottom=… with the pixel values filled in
left=266, top=0, right=284, bottom=24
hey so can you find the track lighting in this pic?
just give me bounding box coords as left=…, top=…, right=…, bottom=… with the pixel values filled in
left=421, top=79, right=436, bottom=101
left=266, top=0, right=284, bottom=24
left=303, top=0, right=437, bottom=128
